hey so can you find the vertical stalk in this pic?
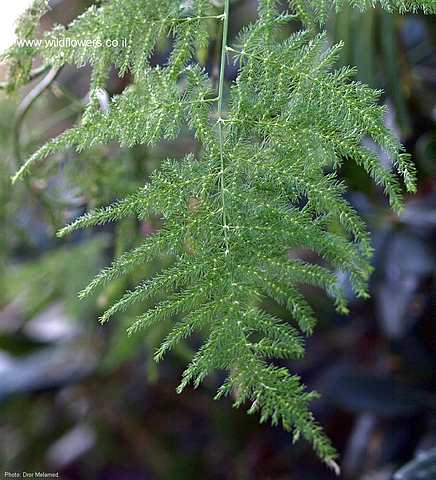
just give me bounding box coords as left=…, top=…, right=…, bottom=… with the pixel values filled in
left=217, top=0, right=230, bottom=255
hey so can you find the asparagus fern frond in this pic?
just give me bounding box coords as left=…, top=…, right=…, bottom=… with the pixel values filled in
left=6, top=0, right=433, bottom=469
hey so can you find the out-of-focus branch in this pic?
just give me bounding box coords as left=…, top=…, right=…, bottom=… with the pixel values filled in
left=13, top=66, right=62, bottom=230
left=0, top=64, right=51, bottom=91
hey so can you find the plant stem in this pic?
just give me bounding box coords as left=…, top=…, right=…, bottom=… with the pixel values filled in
left=12, top=66, right=63, bottom=229
left=217, top=0, right=230, bottom=256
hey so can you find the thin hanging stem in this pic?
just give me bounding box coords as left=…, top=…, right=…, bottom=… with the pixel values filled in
left=12, top=66, right=63, bottom=229
left=217, top=0, right=230, bottom=255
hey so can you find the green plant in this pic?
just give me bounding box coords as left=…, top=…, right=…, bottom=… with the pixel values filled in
left=4, top=0, right=435, bottom=470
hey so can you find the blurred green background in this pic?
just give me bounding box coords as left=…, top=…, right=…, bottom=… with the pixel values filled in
left=0, top=1, right=435, bottom=479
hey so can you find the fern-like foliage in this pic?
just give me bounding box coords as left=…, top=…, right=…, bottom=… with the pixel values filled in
left=4, top=0, right=50, bottom=93
left=294, top=0, right=435, bottom=25
left=5, top=0, right=434, bottom=469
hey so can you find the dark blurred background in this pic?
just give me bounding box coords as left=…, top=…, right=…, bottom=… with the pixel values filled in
left=0, top=1, right=435, bottom=479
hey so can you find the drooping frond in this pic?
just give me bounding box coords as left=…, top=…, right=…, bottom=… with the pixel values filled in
left=6, top=0, right=431, bottom=469
left=288, top=0, right=436, bottom=26
left=334, top=0, right=436, bottom=14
